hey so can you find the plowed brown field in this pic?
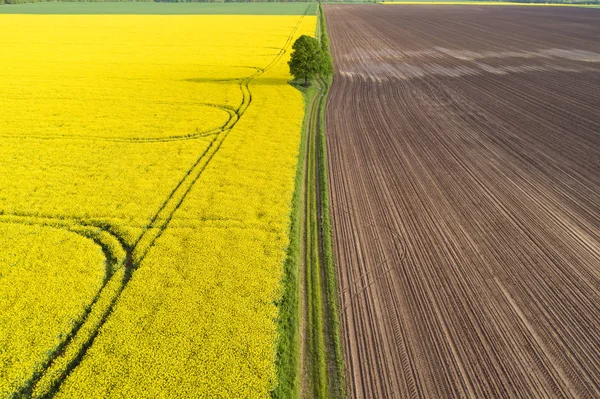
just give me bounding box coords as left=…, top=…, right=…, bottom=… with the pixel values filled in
left=324, top=5, right=600, bottom=398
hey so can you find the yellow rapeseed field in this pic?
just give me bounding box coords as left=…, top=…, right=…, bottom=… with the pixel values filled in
left=0, top=13, right=316, bottom=397
left=0, top=224, right=105, bottom=396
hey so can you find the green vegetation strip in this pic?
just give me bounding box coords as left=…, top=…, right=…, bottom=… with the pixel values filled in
left=314, top=72, right=346, bottom=399
left=306, top=79, right=327, bottom=398
left=273, top=4, right=344, bottom=399
left=0, top=2, right=318, bottom=15
left=304, top=4, right=345, bottom=399
left=316, top=5, right=345, bottom=398
left=272, top=82, right=317, bottom=399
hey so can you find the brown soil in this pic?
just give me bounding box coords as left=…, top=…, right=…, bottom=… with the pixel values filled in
left=324, top=5, right=600, bottom=398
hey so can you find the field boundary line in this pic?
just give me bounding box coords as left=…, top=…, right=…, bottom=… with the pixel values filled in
left=295, top=5, right=346, bottom=399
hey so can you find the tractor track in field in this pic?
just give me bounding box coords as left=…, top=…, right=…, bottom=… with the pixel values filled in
left=0, top=214, right=130, bottom=398
left=0, top=103, right=238, bottom=143
left=299, top=75, right=328, bottom=398
left=300, top=67, right=345, bottom=398
left=5, top=12, right=308, bottom=398
left=313, top=75, right=342, bottom=399
left=325, top=5, right=600, bottom=398
left=299, top=80, right=321, bottom=399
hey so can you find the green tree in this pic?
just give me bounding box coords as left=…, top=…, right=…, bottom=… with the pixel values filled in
left=288, top=35, right=325, bottom=87
left=319, top=4, right=334, bottom=76
left=320, top=39, right=334, bottom=77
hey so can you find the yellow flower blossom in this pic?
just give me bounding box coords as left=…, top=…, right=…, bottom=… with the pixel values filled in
left=0, top=13, right=316, bottom=398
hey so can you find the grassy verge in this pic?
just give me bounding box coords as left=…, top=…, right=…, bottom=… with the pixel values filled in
left=272, top=82, right=318, bottom=399
left=306, top=80, right=328, bottom=398
left=274, top=4, right=345, bottom=399
left=316, top=4, right=345, bottom=397
left=317, top=75, right=345, bottom=399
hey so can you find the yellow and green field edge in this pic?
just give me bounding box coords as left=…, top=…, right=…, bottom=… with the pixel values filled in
left=315, top=68, right=346, bottom=399
left=271, top=67, right=313, bottom=399
left=306, top=4, right=345, bottom=398
left=380, top=1, right=600, bottom=6
left=271, top=8, right=322, bottom=399
left=273, top=4, right=346, bottom=399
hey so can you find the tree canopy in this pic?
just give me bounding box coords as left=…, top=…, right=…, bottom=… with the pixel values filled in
left=288, top=35, right=329, bottom=86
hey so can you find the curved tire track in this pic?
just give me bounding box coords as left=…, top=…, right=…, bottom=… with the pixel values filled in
left=0, top=214, right=128, bottom=398
left=0, top=103, right=238, bottom=143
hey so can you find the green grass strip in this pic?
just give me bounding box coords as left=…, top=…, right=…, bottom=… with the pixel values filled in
left=272, top=82, right=316, bottom=399
left=307, top=99, right=329, bottom=398
left=0, top=2, right=318, bottom=15
left=317, top=4, right=346, bottom=397
left=275, top=4, right=345, bottom=398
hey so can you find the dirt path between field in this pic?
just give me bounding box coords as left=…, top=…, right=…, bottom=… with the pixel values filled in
left=301, top=75, right=342, bottom=399
left=299, top=83, right=321, bottom=399
left=324, top=5, right=600, bottom=398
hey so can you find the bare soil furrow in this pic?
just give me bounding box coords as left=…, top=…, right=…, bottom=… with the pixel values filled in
left=325, top=5, right=600, bottom=398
